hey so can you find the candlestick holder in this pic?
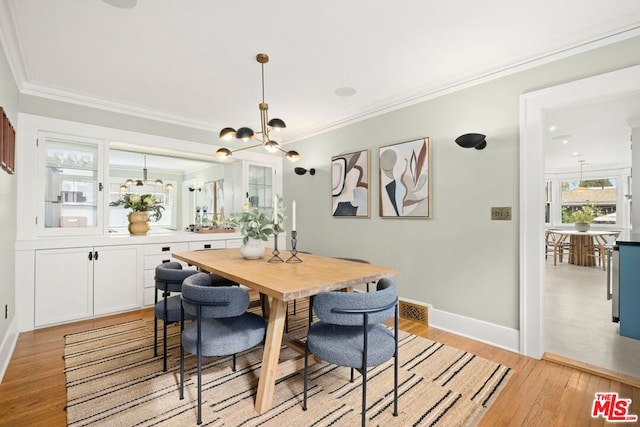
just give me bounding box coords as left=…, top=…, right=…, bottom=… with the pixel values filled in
left=268, top=231, right=284, bottom=263
left=286, top=230, right=302, bottom=263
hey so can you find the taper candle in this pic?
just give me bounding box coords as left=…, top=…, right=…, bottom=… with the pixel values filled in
left=273, top=196, right=278, bottom=225
left=292, top=200, right=296, bottom=231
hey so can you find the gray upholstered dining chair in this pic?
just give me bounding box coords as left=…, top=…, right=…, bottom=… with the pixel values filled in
left=179, top=272, right=267, bottom=425
left=154, top=262, right=198, bottom=372
left=303, top=278, right=399, bottom=427
left=155, top=262, right=236, bottom=372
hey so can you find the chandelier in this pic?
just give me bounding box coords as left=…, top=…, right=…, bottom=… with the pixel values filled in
left=119, top=155, right=173, bottom=192
left=215, top=53, right=300, bottom=161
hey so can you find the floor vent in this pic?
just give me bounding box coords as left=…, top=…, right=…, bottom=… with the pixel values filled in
left=399, top=301, right=428, bottom=325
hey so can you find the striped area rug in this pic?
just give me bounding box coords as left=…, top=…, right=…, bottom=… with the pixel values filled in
left=63, top=305, right=512, bottom=426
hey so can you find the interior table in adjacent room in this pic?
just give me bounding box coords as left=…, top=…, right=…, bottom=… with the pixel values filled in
left=549, top=229, right=620, bottom=269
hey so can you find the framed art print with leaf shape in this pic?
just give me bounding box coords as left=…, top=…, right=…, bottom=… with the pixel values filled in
left=379, top=137, right=431, bottom=218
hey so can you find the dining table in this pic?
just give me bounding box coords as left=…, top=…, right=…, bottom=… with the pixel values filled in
left=548, top=229, right=620, bottom=268
left=172, top=248, right=398, bottom=414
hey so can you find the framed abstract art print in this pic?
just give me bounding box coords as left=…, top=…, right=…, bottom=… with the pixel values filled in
left=379, top=137, right=431, bottom=218
left=331, top=149, right=370, bottom=217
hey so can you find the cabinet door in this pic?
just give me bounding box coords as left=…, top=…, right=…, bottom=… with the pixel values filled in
left=93, top=245, right=140, bottom=315
left=35, top=248, right=93, bottom=326
left=38, top=132, right=104, bottom=236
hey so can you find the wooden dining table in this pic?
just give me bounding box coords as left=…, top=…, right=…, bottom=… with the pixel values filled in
left=172, top=248, right=398, bottom=414
left=548, top=229, right=620, bottom=268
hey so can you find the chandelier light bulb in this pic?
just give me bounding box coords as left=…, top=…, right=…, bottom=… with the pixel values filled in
left=216, top=147, right=232, bottom=159
left=264, top=140, right=280, bottom=153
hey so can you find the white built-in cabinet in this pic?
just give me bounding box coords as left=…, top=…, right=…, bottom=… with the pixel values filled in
left=15, top=114, right=284, bottom=332
left=34, top=245, right=139, bottom=327
left=37, top=132, right=105, bottom=237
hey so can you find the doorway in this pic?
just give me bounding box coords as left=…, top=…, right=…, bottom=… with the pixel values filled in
left=520, top=64, right=640, bottom=363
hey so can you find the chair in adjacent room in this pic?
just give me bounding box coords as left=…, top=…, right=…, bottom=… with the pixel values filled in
left=179, top=272, right=267, bottom=425
left=154, top=262, right=198, bottom=372
left=302, top=278, right=399, bottom=427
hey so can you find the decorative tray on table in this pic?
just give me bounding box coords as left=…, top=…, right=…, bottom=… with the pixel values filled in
left=190, top=227, right=236, bottom=234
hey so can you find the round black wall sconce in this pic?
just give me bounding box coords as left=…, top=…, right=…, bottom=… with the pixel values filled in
left=294, top=167, right=316, bottom=176
left=455, top=133, right=487, bottom=150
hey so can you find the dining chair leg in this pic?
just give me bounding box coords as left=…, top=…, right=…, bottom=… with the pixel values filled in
left=361, top=366, right=367, bottom=427
left=302, top=343, right=309, bottom=411
left=179, top=308, right=185, bottom=400
left=179, top=346, right=184, bottom=399
left=154, top=317, right=158, bottom=357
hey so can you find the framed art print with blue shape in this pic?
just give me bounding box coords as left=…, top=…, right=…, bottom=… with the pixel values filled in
left=331, top=149, right=370, bottom=217
left=379, top=137, right=431, bottom=218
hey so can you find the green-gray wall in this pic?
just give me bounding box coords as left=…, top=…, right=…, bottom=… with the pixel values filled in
left=0, top=40, right=18, bottom=346
left=283, top=36, right=640, bottom=330
left=2, top=35, right=640, bottom=347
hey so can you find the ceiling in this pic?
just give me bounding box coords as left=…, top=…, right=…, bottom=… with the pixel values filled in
left=1, top=0, right=640, bottom=170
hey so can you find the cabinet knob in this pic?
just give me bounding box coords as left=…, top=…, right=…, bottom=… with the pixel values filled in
left=98, top=182, right=104, bottom=191
left=204, top=244, right=211, bottom=249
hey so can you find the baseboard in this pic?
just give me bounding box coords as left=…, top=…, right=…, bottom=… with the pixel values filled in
left=429, top=307, right=520, bottom=354
left=0, top=316, right=19, bottom=383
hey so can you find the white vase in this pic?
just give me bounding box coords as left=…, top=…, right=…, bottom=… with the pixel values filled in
left=240, top=237, right=265, bottom=259
left=575, top=222, right=591, bottom=232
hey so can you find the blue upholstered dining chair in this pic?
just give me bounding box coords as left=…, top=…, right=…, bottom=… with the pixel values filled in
left=303, top=278, right=399, bottom=427
left=154, top=262, right=198, bottom=372
left=179, top=272, right=267, bottom=425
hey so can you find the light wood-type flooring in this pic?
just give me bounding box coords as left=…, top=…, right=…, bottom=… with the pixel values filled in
left=545, top=257, right=640, bottom=380
left=1, top=306, right=639, bottom=426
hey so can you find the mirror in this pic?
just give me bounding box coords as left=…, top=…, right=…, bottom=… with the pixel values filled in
left=108, top=144, right=230, bottom=231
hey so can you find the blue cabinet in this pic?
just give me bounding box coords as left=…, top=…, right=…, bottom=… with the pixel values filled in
left=618, top=243, right=640, bottom=339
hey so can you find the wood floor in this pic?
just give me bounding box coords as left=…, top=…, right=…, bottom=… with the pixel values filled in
left=1, top=308, right=639, bottom=426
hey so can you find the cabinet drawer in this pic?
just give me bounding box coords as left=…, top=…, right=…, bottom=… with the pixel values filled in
left=226, top=239, right=244, bottom=248
left=144, top=253, right=185, bottom=270
left=143, top=242, right=189, bottom=256
left=144, top=263, right=197, bottom=286
left=188, top=240, right=226, bottom=251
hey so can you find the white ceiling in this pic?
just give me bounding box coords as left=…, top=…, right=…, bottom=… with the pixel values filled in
left=1, top=0, right=640, bottom=170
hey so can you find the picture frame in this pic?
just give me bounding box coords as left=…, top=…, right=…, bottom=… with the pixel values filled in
left=331, top=149, right=370, bottom=217
left=1, top=107, right=16, bottom=175
left=379, top=137, right=431, bottom=218
left=0, top=107, right=5, bottom=171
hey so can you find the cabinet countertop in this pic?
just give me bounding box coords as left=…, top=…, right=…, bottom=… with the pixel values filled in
left=15, top=229, right=250, bottom=251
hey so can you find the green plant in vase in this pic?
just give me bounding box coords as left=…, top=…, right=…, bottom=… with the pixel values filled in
left=110, top=193, right=164, bottom=221
left=569, top=203, right=601, bottom=231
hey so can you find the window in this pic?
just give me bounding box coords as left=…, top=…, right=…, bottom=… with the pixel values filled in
left=544, top=180, right=551, bottom=224
left=560, top=178, right=617, bottom=224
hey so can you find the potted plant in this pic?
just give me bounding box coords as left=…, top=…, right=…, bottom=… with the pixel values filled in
left=569, top=203, right=601, bottom=232
left=229, top=199, right=285, bottom=259
left=110, top=193, right=164, bottom=235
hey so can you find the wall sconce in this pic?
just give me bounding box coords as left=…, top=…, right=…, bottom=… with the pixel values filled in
left=455, top=133, right=487, bottom=150
left=294, top=167, right=316, bottom=176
